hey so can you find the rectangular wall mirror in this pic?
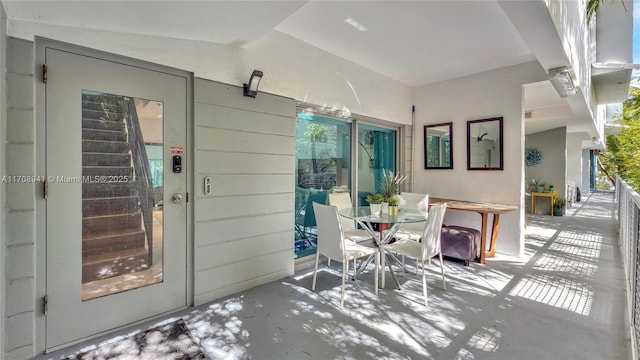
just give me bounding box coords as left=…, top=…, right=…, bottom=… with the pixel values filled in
left=467, top=117, right=503, bottom=170
left=424, top=122, right=453, bottom=169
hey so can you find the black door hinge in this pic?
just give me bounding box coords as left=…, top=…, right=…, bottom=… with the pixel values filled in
left=42, top=64, right=48, bottom=84
left=43, top=295, right=48, bottom=316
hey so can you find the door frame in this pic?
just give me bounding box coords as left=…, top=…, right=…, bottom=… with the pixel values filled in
left=34, top=37, right=194, bottom=353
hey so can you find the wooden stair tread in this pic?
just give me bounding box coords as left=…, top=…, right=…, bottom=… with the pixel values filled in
left=83, top=247, right=149, bottom=266
left=82, top=165, right=131, bottom=169
left=83, top=195, right=137, bottom=201
left=83, top=151, right=129, bottom=155
left=81, top=117, right=124, bottom=123
left=83, top=213, right=142, bottom=221
left=83, top=229, right=145, bottom=242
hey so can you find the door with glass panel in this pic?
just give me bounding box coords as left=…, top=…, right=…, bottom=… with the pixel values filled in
left=357, top=124, right=397, bottom=206
left=294, top=112, right=351, bottom=258
left=44, top=45, right=188, bottom=348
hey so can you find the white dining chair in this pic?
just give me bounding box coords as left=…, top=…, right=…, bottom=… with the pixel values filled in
left=381, top=203, right=447, bottom=306
left=312, top=202, right=379, bottom=309
left=327, top=192, right=375, bottom=269
left=328, top=192, right=377, bottom=269
left=329, top=192, right=376, bottom=244
left=385, top=192, right=429, bottom=269
left=391, top=192, right=429, bottom=241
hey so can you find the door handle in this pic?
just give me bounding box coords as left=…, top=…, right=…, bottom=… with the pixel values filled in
left=172, top=193, right=183, bottom=203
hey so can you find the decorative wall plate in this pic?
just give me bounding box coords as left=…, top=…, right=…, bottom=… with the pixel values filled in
left=525, top=146, right=543, bottom=167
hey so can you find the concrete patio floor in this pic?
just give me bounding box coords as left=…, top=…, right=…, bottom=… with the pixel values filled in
left=40, top=191, right=632, bottom=360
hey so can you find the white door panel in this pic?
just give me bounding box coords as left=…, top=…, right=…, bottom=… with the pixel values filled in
left=45, top=47, right=188, bottom=349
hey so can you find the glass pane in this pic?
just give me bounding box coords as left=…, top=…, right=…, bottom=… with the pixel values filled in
left=294, top=113, right=351, bottom=259
left=357, top=124, right=397, bottom=206
left=81, top=90, right=164, bottom=301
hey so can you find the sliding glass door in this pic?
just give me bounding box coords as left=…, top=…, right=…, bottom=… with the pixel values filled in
left=293, top=110, right=398, bottom=259
left=294, top=113, right=352, bottom=258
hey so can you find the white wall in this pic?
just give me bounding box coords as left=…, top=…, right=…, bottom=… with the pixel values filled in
left=595, top=0, right=633, bottom=64
left=8, top=21, right=414, bottom=126
left=567, top=132, right=585, bottom=188
left=413, top=61, right=547, bottom=257
left=525, top=127, right=568, bottom=214
left=193, top=79, right=296, bottom=305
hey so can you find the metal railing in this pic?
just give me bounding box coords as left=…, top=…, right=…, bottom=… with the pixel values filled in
left=124, top=98, right=154, bottom=265
left=615, top=175, right=640, bottom=359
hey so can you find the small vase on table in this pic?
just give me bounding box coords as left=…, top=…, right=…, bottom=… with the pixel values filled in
left=388, top=205, right=399, bottom=216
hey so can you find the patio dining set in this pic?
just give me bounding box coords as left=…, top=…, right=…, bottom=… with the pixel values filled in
left=307, top=191, right=518, bottom=308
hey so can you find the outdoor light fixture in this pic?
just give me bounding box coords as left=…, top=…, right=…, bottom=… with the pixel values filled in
left=548, top=66, right=577, bottom=98
left=243, top=70, right=263, bottom=98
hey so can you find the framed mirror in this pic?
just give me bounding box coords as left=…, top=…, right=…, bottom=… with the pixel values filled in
left=424, top=122, right=453, bottom=169
left=467, top=117, right=503, bottom=170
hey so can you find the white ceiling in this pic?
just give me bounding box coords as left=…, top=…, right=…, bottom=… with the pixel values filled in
left=1, top=0, right=591, bottom=135
left=274, top=1, right=535, bottom=86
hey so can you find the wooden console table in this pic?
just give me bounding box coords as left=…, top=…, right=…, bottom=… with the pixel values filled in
left=429, top=197, right=518, bottom=264
left=531, top=191, right=556, bottom=216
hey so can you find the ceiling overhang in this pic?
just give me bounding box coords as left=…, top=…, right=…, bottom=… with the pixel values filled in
left=592, top=68, right=632, bottom=104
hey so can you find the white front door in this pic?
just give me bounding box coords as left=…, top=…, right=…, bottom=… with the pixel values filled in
left=43, top=44, right=189, bottom=349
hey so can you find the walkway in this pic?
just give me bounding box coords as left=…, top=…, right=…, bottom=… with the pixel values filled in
left=41, top=191, right=631, bottom=360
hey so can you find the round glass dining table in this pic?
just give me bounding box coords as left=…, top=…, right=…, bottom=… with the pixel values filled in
left=338, top=207, right=427, bottom=289
left=338, top=207, right=427, bottom=228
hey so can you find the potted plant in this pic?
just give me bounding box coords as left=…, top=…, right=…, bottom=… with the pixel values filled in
left=366, top=192, right=384, bottom=216
left=388, top=195, right=400, bottom=216
left=380, top=170, right=406, bottom=213
left=553, top=197, right=566, bottom=216
left=528, top=177, right=545, bottom=193
left=381, top=170, right=406, bottom=200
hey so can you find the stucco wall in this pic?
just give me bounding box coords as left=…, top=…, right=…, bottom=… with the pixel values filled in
left=413, top=61, right=547, bottom=257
